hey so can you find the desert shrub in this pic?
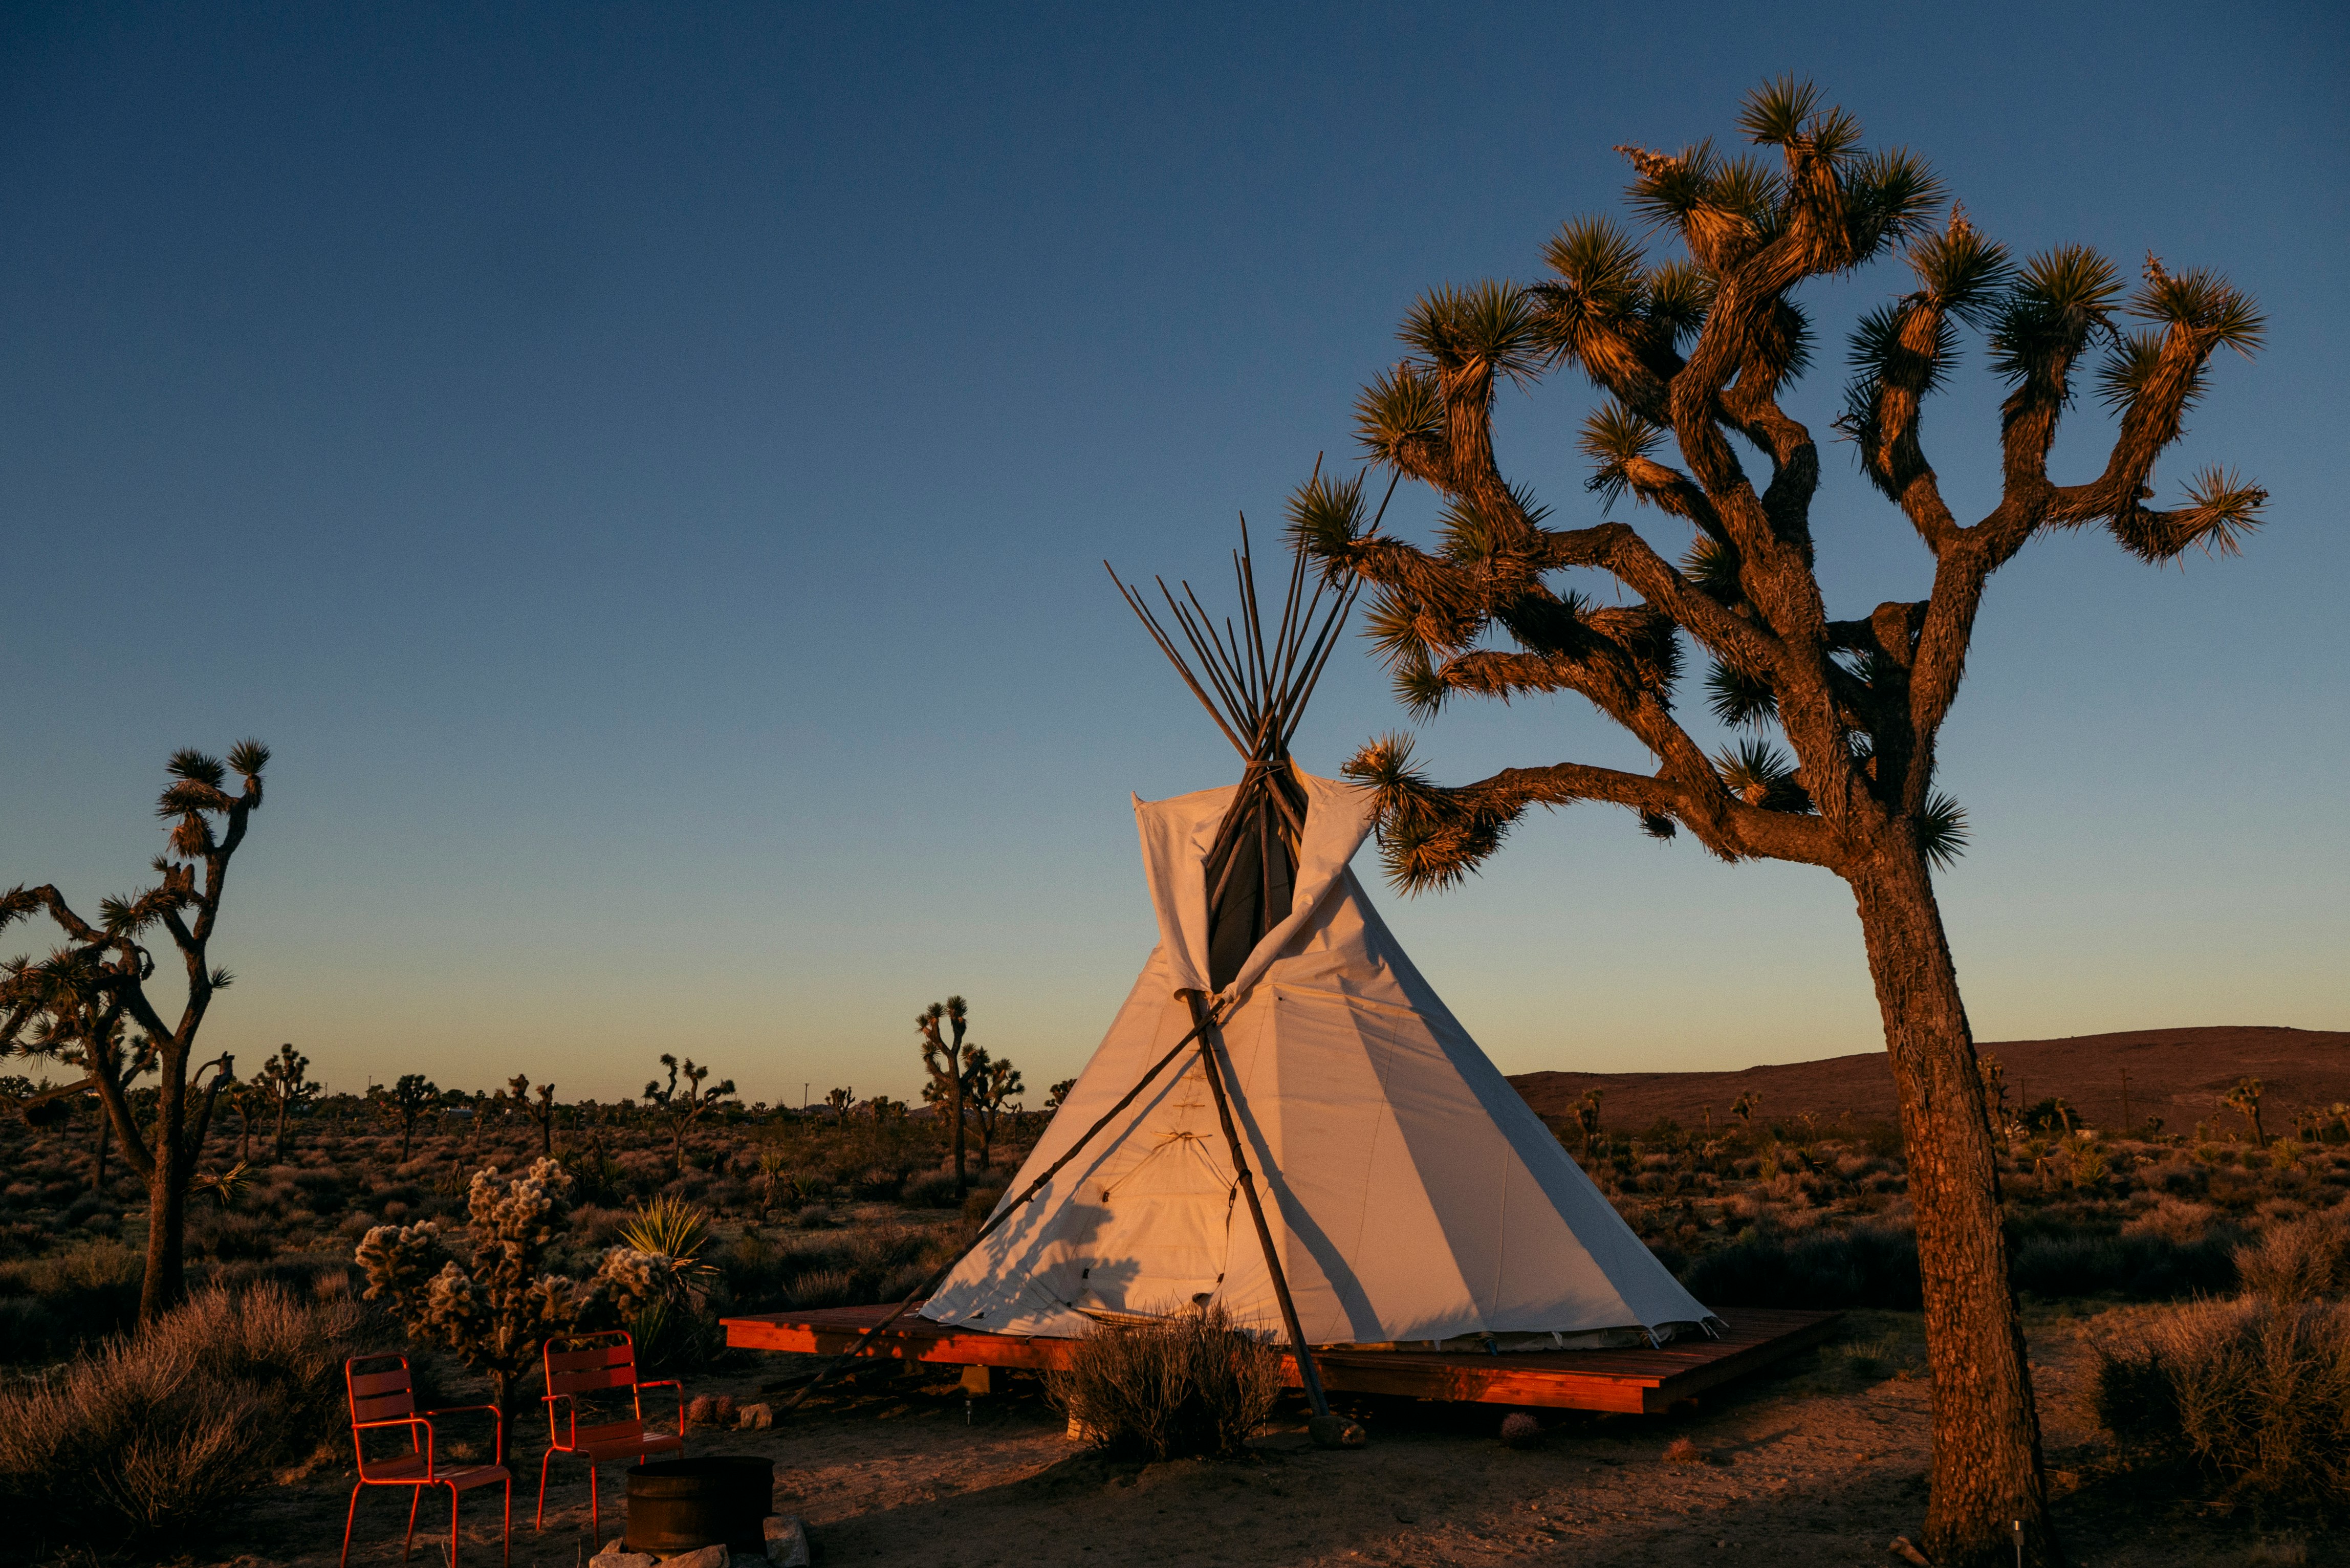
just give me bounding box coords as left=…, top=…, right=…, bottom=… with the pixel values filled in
left=1048, top=1304, right=1281, bottom=1461
left=784, top=1268, right=859, bottom=1309
left=719, top=1225, right=950, bottom=1314
left=902, top=1170, right=962, bottom=1208
left=187, top=1210, right=278, bottom=1262
left=2093, top=1295, right=2350, bottom=1506
left=0, top=1283, right=362, bottom=1547
left=962, top=1186, right=1006, bottom=1223
left=2011, top=1231, right=2236, bottom=1301
left=1683, top=1224, right=1922, bottom=1310
left=2236, top=1215, right=2350, bottom=1306
left=0, top=1241, right=144, bottom=1362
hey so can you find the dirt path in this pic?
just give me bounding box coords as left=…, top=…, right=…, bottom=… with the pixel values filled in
left=214, top=1310, right=2291, bottom=1568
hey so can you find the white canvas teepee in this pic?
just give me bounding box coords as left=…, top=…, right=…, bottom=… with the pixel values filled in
left=920, top=767, right=1717, bottom=1349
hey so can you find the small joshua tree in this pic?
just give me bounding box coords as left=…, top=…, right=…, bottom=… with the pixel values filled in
left=967, top=1051, right=1025, bottom=1173
left=224, top=1073, right=259, bottom=1165
left=1, top=740, right=269, bottom=1322
left=375, top=1072, right=438, bottom=1163
left=257, top=1041, right=317, bottom=1161
left=823, top=1086, right=853, bottom=1121
left=644, top=1054, right=735, bottom=1175
left=2224, top=1077, right=2267, bottom=1147
left=356, top=1158, right=676, bottom=1462
left=917, top=996, right=978, bottom=1194
left=1046, top=1077, right=1077, bottom=1113
left=506, top=1073, right=558, bottom=1156
left=1978, top=1054, right=2011, bottom=1140
left=1574, top=1088, right=1604, bottom=1159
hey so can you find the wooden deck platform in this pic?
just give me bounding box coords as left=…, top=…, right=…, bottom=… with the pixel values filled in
left=722, top=1304, right=1841, bottom=1416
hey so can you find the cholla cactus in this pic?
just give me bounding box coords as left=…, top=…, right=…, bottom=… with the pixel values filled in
left=356, top=1158, right=679, bottom=1459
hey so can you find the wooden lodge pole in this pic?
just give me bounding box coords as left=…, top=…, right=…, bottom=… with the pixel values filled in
left=1182, top=989, right=1332, bottom=1421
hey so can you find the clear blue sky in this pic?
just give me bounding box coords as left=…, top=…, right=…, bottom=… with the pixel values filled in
left=4, top=2, right=2343, bottom=1105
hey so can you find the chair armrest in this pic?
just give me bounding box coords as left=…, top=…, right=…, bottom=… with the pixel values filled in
left=355, top=1414, right=434, bottom=1475
left=416, top=1403, right=502, bottom=1476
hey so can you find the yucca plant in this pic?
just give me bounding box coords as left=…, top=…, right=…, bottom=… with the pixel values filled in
left=620, top=1195, right=720, bottom=1373
left=1292, top=78, right=2267, bottom=1567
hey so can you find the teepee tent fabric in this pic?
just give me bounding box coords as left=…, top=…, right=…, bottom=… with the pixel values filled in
left=920, top=769, right=1716, bottom=1349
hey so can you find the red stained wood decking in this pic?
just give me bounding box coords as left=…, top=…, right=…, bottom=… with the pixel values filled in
left=721, top=1304, right=1840, bottom=1416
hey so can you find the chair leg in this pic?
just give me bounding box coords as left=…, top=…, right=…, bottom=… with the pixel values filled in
left=404, top=1484, right=424, bottom=1561
left=534, top=1446, right=556, bottom=1531
left=588, top=1461, right=600, bottom=1547
left=449, top=1482, right=461, bottom=1567
left=503, top=1474, right=513, bottom=1566
left=340, top=1482, right=365, bottom=1568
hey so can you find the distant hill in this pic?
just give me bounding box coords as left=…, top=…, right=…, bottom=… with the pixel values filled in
left=1508, top=1026, right=2350, bottom=1137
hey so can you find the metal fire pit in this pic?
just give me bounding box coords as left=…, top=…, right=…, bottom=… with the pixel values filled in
left=623, top=1455, right=773, bottom=1556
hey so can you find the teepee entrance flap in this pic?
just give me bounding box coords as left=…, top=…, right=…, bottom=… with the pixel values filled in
left=1136, top=771, right=1375, bottom=1009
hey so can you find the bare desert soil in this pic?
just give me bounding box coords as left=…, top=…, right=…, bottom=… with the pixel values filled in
left=1512, top=1025, right=2350, bottom=1136
left=212, top=1306, right=2299, bottom=1568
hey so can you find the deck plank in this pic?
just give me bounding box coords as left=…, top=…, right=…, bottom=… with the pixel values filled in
left=721, top=1304, right=1840, bottom=1415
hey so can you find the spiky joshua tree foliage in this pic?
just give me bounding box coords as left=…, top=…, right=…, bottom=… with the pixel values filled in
left=1291, top=81, right=2264, bottom=1567
left=0, top=741, right=271, bottom=1323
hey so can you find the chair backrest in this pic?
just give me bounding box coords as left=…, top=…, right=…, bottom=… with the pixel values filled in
left=346, top=1355, right=419, bottom=1461
left=349, top=1355, right=417, bottom=1424
left=545, top=1331, right=640, bottom=1399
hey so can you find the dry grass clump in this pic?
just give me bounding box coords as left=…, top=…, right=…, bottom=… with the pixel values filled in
left=1047, top=1303, right=1282, bottom=1461
left=2236, top=1214, right=2350, bottom=1306
left=0, top=1283, right=362, bottom=1548
left=2093, top=1295, right=2350, bottom=1506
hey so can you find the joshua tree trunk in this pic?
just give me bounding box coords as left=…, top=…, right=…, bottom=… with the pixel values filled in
left=143, top=1155, right=188, bottom=1320
left=1850, top=844, right=2049, bottom=1554
left=92, top=1102, right=109, bottom=1191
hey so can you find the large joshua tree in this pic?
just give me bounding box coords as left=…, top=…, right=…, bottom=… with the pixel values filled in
left=1289, top=81, right=2261, bottom=1568
left=0, top=742, right=271, bottom=1323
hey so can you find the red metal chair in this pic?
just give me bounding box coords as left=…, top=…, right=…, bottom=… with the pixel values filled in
left=534, top=1330, right=684, bottom=1542
left=341, top=1354, right=510, bottom=1567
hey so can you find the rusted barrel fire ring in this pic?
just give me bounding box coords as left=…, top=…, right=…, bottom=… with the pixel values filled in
left=623, top=1455, right=773, bottom=1556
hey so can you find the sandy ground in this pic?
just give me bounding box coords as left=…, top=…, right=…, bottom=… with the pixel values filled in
left=210, top=1308, right=2300, bottom=1568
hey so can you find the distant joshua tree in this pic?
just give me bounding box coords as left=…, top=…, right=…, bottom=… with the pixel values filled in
left=917, top=996, right=978, bottom=1194
left=824, top=1086, right=854, bottom=1121
left=1290, top=79, right=2264, bottom=1564
left=967, top=1051, right=1026, bottom=1173
left=1574, top=1088, right=1604, bottom=1160
left=257, top=1042, right=317, bottom=1161
left=375, top=1073, right=439, bottom=1163
left=1045, top=1078, right=1077, bottom=1113
left=2224, top=1077, right=2267, bottom=1147
left=506, top=1073, right=558, bottom=1156
left=1977, top=1054, right=2010, bottom=1139
left=1, top=740, right=270, bottom=1322
left=643, top=1054, right=735, bottom=1174
left=1731, top=1092, right=1760, bottom=1129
